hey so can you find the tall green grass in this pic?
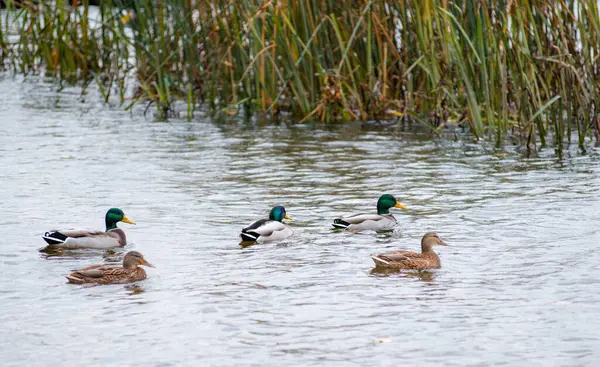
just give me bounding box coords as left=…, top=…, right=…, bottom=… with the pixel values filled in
left=1, top=0, right=599, bottom=149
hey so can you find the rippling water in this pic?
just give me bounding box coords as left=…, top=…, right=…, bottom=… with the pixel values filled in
left=1, top=76, right=599, bottom=366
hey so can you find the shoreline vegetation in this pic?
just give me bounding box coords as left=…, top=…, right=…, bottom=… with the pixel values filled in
left=0, top=0, right=599, bottom=149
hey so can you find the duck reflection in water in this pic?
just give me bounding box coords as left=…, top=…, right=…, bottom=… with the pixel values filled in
left=239, top=240, right=257, bottom=248
left=39, top=247, right=125, bottom=263
left=125, top=284, right=146, bottom=295
left=370, top=267, right=436, bottom=282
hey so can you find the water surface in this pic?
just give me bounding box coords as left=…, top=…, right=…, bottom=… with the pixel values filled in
left=1, top=76, right=599, bottom=366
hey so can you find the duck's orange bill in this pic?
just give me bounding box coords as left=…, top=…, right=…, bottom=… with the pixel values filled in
left=394, top=202, right=408, bottom=210
left=284, top=215, right=292, bottom=220
left=143, top=260, right=155, bottom=268
left=439, top=240, right=449, bottom=246
left=121, top=215, right=136, bottom=225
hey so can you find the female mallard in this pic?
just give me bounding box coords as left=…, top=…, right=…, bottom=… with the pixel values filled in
left=371, top=232, right=448, bottom=270
left=66, top=251, right=154, bottom=285
left=42, top=208, right=135, bottom=249
left=240, top=205, right=293, bottom=242
left=332, top=194, right=407, bottom=232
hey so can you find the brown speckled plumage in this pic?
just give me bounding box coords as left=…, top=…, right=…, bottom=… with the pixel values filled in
left=371, top=232, right=448, bottom=270
left=66, top=251, right=154, bottom=285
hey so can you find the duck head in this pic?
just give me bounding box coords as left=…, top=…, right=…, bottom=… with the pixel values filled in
left=105, top=208, right=136, bottom=231
left=421, top=232, right=448, bottom=252
left=123, top=251, right=154, bottom=269
left=269, top=205, right=292, bottom=222
left=376, top=194, right=408, bottom=215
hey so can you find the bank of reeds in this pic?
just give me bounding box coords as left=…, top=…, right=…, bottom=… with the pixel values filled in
left=1, top=0, right=599, bottom=149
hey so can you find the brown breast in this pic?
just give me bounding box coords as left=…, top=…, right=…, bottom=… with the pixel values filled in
left=133, top=267, right=147, bottom=282
left=107, top=228, right=127, bottom=247
left=422, top=251, right=441, bottom=268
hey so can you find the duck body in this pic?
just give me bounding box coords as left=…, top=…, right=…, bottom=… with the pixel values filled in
left=371, top=250, right=441, bottom=270
left=333, top=194, right=407, bottom=232
left=371, top=232, right=448, bottom=270
left=42, top=208, right=135, bottom=249
left=66, top=264, right=147, bottom=284
left=333, top=214, right=397, bottom=232
left=241, top=205, right=293, bottom=242
left=66, top=251, right=153, bottom=285
left=43, top=228, right=126, bottom=249
left=241, top=219, right=294, bottom=242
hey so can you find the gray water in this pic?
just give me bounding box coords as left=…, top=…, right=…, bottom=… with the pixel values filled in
left=1, top=76, right=599, bottom=366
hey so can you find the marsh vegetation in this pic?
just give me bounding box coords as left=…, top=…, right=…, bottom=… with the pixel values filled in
left=1, top=0, right=599, bottom=149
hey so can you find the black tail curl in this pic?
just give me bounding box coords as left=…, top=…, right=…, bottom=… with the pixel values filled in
left=42, top=231, right=68, bottom=245
left=240, top=230, right=260, bottom=242
left=332, top=219, right=350, bottom=229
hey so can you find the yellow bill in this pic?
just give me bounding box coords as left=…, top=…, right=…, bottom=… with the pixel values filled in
left=121, top=215, right=136, bottom=225
left=394, top=202, right=408, bottom=210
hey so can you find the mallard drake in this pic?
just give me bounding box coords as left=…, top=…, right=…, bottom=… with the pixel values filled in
left=42, top=208, right=135, bottom=249
left=371, top=232, right=448, bottom=270
left=66, top=251, right=154, bottom=285
left=332, top=194, right=407, bottom=232
left=240, top=205, right=293, bottom=242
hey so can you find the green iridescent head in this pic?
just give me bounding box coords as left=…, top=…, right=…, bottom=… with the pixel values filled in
left=105, top=208, right=136, bottom=231
left=376, top=194, right=408, bottom=215
left=269, top=206, right=292, bottom=222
